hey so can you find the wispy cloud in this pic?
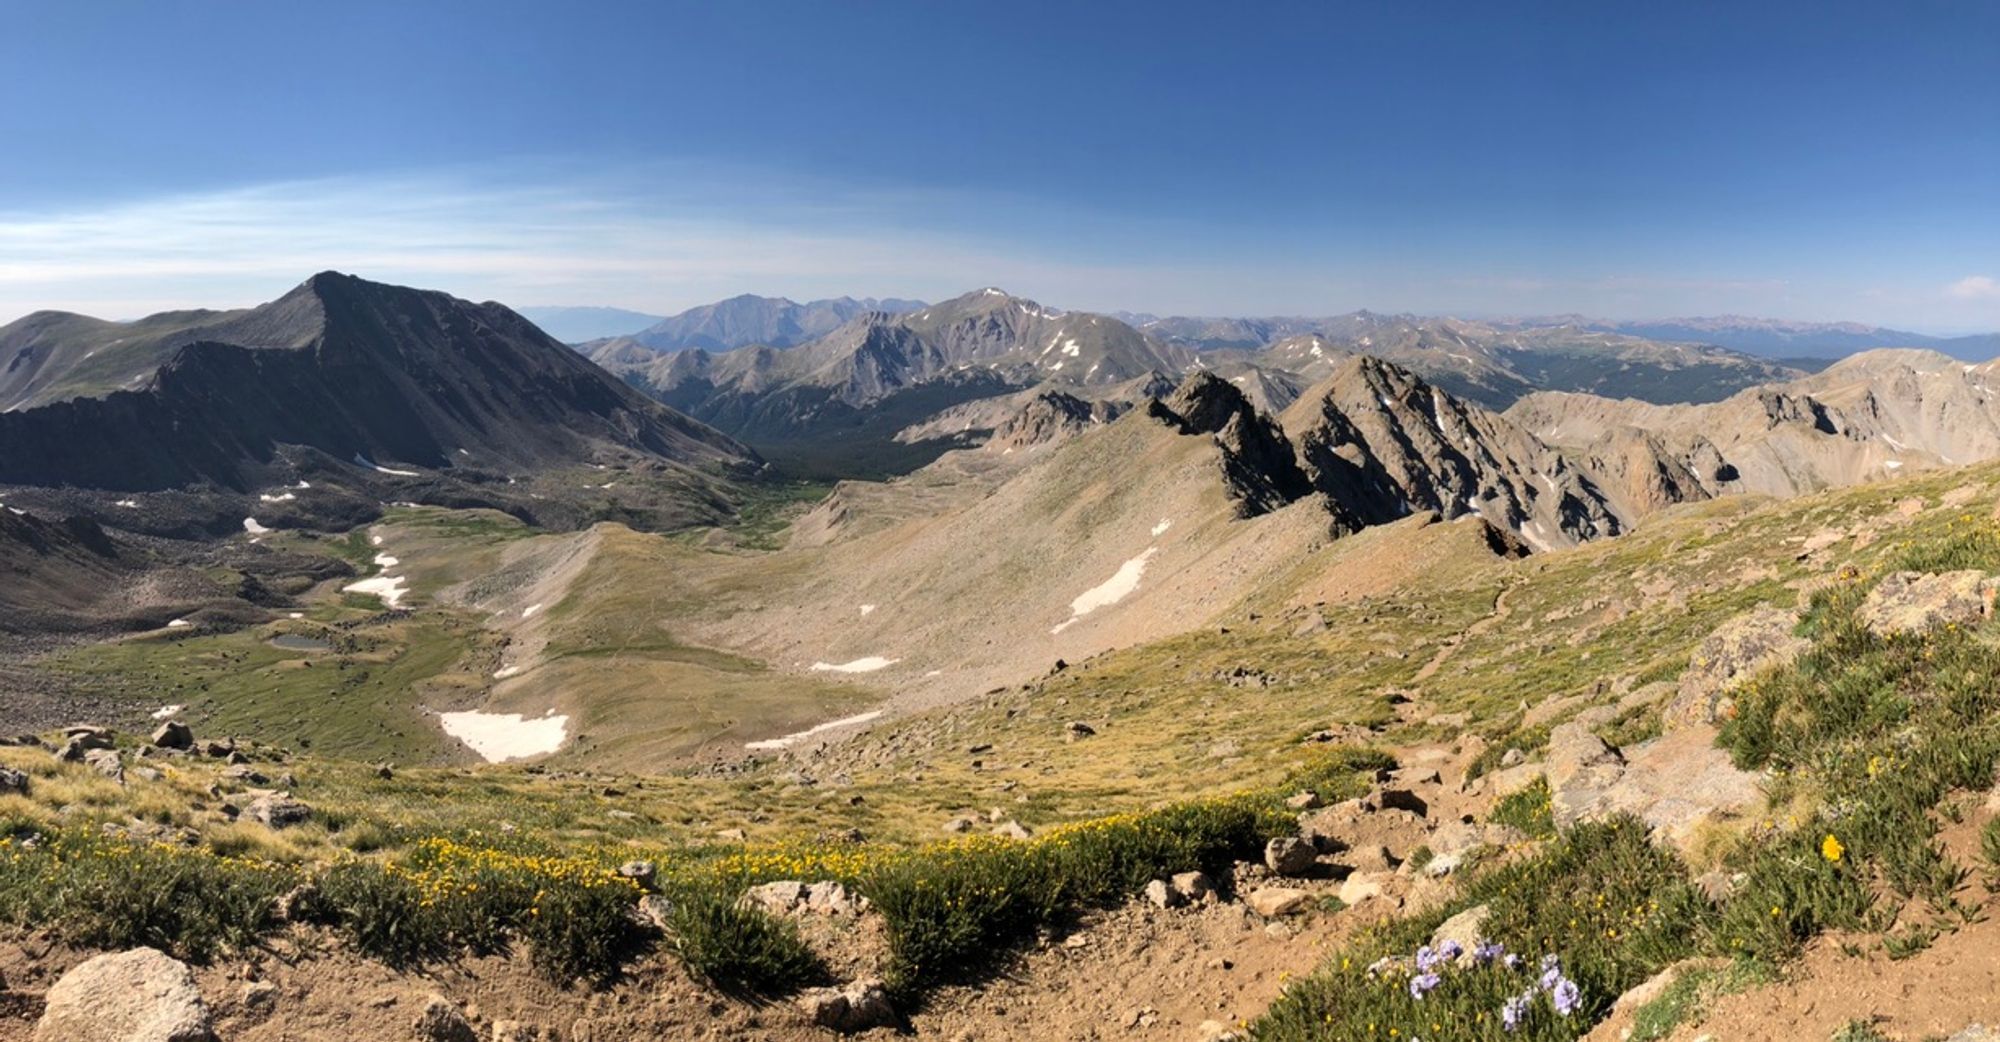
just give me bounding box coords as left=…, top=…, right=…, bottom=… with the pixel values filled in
left=1947, top=275, right=2000, bottom=301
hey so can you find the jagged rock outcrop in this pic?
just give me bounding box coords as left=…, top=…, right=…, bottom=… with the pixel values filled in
left=987, top=390, right=1124, bottom=451
left=1148, top=372, right=1313, bottom=517
left=1280, top=357, right=1624, bottom=549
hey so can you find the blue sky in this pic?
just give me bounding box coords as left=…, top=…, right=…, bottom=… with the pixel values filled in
left=1, top=1, right=1995, bottom=329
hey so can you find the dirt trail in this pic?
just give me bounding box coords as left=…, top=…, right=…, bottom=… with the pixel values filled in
left=1411, top=580, right=1519, bottom=685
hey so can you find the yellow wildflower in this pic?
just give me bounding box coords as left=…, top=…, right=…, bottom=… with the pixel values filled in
left=1821, top=833, right=1844, bottom=863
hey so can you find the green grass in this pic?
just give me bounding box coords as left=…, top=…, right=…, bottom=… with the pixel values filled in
left=1626, top=961, right=1776, bottom=1042
left=1489, top=776, right=1556, bottom=838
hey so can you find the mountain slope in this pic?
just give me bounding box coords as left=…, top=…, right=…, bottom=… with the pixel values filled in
left=0, top=273, right=753, bottom=492
left=1508, top=348, right=2000, bottom=500
left=1280, top=356, right=1625, bottom=549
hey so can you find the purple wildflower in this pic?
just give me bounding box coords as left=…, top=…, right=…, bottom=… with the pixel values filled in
left=1414, top=945, right=1440, bottom=971
left=1501, top=992, right=1533, bottom=1032
left=1538, top=954, right=1564, bottom=992
left=1551, top=977, right=1582, bottom=1016
left=1503, top=952, right=1522, bottom=970
left=1473, top=940, right=1505, bottom=964
left=1409, top=970, right=1442, bottom=999
left=1438, top=939, right=1464, bottom=962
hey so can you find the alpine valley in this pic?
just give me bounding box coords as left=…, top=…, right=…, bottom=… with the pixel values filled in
left=8, top=274, right=2000, bottom=1042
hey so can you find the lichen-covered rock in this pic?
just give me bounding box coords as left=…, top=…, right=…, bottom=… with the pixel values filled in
left=413, top=994, right=478, bottom=1042
left=33, top=948, right=215, bottom=1042
left=798, top=979, right=896, bottom=1033
left=245, top=794, right=312, bottom=829
left=1263, top=836, right=1318, bottom=877
left=1666, top=605, right=1808, bottom=731
left=1858, top=570, right=1997, bottom=636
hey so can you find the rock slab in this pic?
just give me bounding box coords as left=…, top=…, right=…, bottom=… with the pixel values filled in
left=34, top=948, right=215, bottom=1042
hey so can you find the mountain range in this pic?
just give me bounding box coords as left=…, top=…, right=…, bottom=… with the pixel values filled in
left=0, top=273, right=754, bottom=535
left=578, top=289, right=1810, bottom=476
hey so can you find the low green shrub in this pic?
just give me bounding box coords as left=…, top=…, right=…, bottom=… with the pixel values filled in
left=1488, top=776, right=1556, bottom=839
left=660, top=882, right=824, bottom=995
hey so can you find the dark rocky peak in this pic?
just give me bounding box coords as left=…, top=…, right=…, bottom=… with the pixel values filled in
left=1149, top=372, right=1313, bottom=518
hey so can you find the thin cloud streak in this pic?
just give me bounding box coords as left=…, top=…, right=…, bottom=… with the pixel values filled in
left=0, top=166, right=1992, bottom=332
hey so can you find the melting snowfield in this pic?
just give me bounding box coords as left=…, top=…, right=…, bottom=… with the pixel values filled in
left=1051, top=547, right=1159, bottom=633
left=151, top=704, right=184, bottom=721
left=744, top=710, right=885, bottom=752
left=342, top=551, right=409, bottom=609
left=810, top=656, right=899, bottom=673
left=242, top=517, right=271, bottom=535
left=439, top=710, right=569, bottom=763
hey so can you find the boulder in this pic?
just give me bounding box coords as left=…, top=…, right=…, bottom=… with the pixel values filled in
left=1064, top=721, right=1097, bottom=741
left=56, top=730, right=113, bottom=763
left=1245, top=887, right=1311, bottom=917
left=84, top=748, right=125, bottom=783
left=1283, top=790, right=1322, bottom=810
left=413, top=994, right=478, bottom=1042
left=803, top=880, right=867, bottom=916
left=1170, top=870, right=1215, bottom=903
left=1666, top=605, right=1808, bottom=731
left=1429, top=904, right=1490, bottom=964
left=492, top=1022, right=541, bottom=1042
left=1361, top=787, right=1429, bottom=817
left=991, top=820, right=1032, bottom=840
left=1337, top=873, right=1391, bottom=906
left=745, top=881, right=809, bottom=915
left=33, top=948, right=215, bottom=1042
left=1263, top=836, right=1318, bottom=877
left=1945, top=1026, right=2000, bottom=1042
left=1858, top=570, right=1997, bottom=636
left=245, top=794, right=312, bottom=829
left=798, top=979, right=896, bottom=1033
left=616, top=860, right=656, bottom=889
left=0, top=766, right=28, bottom=797
left=150, top=722, right=194, bottom=751
left=1144, top=879, right=1181, bottom=909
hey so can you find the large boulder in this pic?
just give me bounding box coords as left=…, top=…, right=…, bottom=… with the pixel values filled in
left=1263, top=836, right=1318, bottom=877
left=1858, top=570, right=1997, bottom=637
left=84, top=748, right=125, bottom=783
left=150, top=722, right=194, bottom=751
left=33, top=948, right=215, bottom=1042
left=1245, top=887, right=1311, bottom=917
left=0, top=766, right=28, bottom=796
left=1665, top=605, right=1808, bottom=731
left=413, top=994, right=478, bottom=1042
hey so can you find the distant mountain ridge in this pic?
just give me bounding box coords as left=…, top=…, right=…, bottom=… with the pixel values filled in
left=608, top=293, right=928, bottom=352
left=0, top=272, right=752, bottom=492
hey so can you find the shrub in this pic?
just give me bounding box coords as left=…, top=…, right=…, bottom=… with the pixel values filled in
left=660, top=881, right=824, bottom=995
left=0, top=829, right=296, bottom=961
left=1489, top=776, right=1555, bottom=839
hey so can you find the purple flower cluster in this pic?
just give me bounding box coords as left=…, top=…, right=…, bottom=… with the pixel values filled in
left=1398, top=938, right=1584, bottom=1028
left=1498, top=952, right=1583, bottom=1030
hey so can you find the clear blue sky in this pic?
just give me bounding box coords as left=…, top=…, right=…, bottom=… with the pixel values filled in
left=1, top=1, right=1995, bottom=329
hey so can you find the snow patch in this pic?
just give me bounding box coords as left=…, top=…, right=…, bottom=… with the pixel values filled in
left=493, top=666, right=523, bottom=680
left=1052, top=547, right=1159, bottom=633
left=343, top=553, right=410, bottom=609
left=1151, top=518, right=1173, bottom=536
left=1884, top=459, right=1904, bottom=470
left=744, top=710, right=885, bottom=752
left=242, top=518, right=271, bottom=535
left=439, top=710, right=568, bottom=763
left=114, top=500, right=139, bottom=509
left=258, top=492, right=296, bottom=503
left=859, top=604, right=876, bottom=617
left=151, top=704, right=184, bottom=721
left=810, top=656, right=899, bottom=673
left=166, top=619, right=191, bottom=629
left=522, top=602, right=543, bottom=618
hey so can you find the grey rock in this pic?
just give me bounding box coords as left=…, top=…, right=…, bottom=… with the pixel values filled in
left=150, top=722, right=194, bottom=751
left=1144, top=879, right=1181, bottom=909
left=33, top=947, right=215, bottom=1042
left=1858, top=570, right=1997, bottom=636
left=799, top=979, right=896, bottom=1033
left=1666, top=605, right=1808, bottom=731
left=245, top=794, right=311, bottom=829
left=413, top=994, right=478, bottom=1042
left=0, top=767, right=28, bottom=797
left=1263, top=836, right=1318, bottom=877
left=1170, top=870, right=1215, bottom=903
left=616, top=860, right=656, bottom=889
left=83, top=748, right=124, bottom=783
